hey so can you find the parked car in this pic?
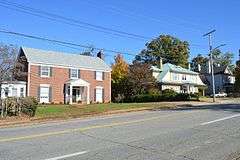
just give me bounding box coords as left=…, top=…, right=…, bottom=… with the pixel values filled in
left=211, top=92, right=227, bottom=98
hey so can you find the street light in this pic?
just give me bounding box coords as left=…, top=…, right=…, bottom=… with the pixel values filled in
left=213, top=44, right=226, bottom=51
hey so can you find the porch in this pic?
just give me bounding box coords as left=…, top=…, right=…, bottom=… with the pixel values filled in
left=65, top=79, right=90, bottom=104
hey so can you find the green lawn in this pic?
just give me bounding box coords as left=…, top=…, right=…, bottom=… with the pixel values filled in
left=35, top=103, right=177, bottom=119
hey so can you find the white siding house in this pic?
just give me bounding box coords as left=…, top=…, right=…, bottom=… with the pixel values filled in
left=200, top=64, right=235, bottom=95
left=151, top=63, right=206, bottom=95
left=0, top=81, right=27, bottom=99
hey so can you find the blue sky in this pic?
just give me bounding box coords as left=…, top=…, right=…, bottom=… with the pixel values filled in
left=0, top=0, right=239, bottom=65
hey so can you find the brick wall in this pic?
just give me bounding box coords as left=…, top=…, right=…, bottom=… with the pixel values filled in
left=28, top=64, right=111, bottom=103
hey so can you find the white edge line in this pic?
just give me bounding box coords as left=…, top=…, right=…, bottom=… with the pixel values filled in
left=200, top=114, right=240, bottom=126
left=44, top=151, right=88, bottom=160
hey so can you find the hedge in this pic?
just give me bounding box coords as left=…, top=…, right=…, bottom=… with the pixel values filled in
left=123, top=89, right=199, bottom=103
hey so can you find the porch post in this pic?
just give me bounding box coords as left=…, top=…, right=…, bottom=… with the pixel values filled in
left=69, top=85, right=73, bottom=104
left=65, top=84, right=68, bottom=104
left=87, top=85, right=90, bottom=104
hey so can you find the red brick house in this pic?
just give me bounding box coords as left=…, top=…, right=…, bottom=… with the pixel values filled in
left=16, top=47, right=111, bottom=104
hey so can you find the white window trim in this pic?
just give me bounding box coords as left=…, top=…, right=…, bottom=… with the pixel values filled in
left=96, top=86, right=103, bottom=89
left=70, top=68, right=79, bottom=79
left=40, top=84, right=50, bottom=87
left=41, top=66, right=50, bottom=78
left=96, top=71, right=103, bottom=81
left=12, top=88, right=18, bottom=97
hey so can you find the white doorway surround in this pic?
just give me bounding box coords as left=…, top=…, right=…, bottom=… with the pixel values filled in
left=40, top=86, right=50, bottom=103
left=65, top=79, right=90, bottom=104
left=95, top=86, right=103, bottom=103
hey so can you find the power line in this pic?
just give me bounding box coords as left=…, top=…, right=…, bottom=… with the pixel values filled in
left=0, top=0, right=208, bottom=48
left=82, top=0, right=207, bottom=33
left=0, top=0, right=151, bottom=41
left=0, top=28, right=208, bottom=64
left=0, top=28, right=137, bottom=56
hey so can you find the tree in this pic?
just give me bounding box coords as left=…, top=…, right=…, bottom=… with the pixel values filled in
left=0, top=44, right=18, bottom=117
left=128, top=62, right=157, bottom=95
left=191, top=54, right=208, bottom=72
left=212, top=49, right=234, bottom=67
left=135, top=35, right=190, bottom=68
left=111, top=54, right=129, bottom=83
left=234, top=60, right=240, bottom=93
left=111, top=54, right=129, bottom=102
left=191, top=50, right=234, bottom=72
left=0, top=44, right=18, bottom=82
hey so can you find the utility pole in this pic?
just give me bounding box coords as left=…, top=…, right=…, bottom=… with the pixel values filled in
left=203, top=30, right=216, bottom=102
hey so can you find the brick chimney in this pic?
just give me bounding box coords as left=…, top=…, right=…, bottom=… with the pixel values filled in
left=97, top=50, right=104, bottom=60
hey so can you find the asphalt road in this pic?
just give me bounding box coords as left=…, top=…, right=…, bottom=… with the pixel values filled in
left=1, top=103, right=240, bottom=160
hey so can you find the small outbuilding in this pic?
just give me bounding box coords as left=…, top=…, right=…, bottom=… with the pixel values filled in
left=0, top=81, right=27, bottom=99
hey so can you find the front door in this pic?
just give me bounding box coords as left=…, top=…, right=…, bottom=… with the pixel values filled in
left=40, top=87, right=49, bottom=103
left=72, top=89, right=77, bottom=103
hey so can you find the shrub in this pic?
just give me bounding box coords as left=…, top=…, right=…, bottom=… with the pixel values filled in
left=190, top=93, right=200, bottom=101
left=162, top=89, right=177, bottom=95
left=19, top=97, right=38, bottom=117
left=123, top=90, right=199, bottom=103
left=2, top=97, right=19, bottom=116
left=1, top=97, right=38, bottom=117
left=175, top=93, right=190, bottom=101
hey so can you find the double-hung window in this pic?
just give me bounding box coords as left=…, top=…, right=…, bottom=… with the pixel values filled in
left=96, top=71, right=103, bottom=81
left=4, top=87, right=9, bottom=97
left=70, top=69, right=79, bottom=79
left=172, top=73, right=179, bottom=81
left=41, top=66, right=50, bottom=77
left=20, top=88, right=24, bottom=97
left=12, top=88, right=17, bottom=97
left=182, top=75, right=187, bottom=81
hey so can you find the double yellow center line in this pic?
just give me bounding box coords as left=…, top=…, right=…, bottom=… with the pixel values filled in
left=0, top=111, right=196, bottom=143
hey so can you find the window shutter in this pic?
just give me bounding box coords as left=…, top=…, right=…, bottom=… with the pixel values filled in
left=37, top=86, right=40, bottom=102
left=49, top=87, right=52, bottom=102
left=78, top=69, right=81, bottom=79
left=94, top=71, right=96, bottom=80
left=39, top=66, right=41, bottom=77
left=50, top=67, right=53, bottom=77
left=102, top=72, right=105, bottom=80
left=69, top=69, right=71, bottom=79
left=102, top=88, right=105, bottom=103
left=94, top=88, right=96, bottom=102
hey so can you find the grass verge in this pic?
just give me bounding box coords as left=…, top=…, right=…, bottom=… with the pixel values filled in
left=35, top=102, right=177, bottom=120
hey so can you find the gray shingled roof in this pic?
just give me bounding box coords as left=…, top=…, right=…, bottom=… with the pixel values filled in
left=21, top=47, right=111, bottom=71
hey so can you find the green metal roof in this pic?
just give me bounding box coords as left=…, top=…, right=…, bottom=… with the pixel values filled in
left=163, top=63, right=198, bottom=75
